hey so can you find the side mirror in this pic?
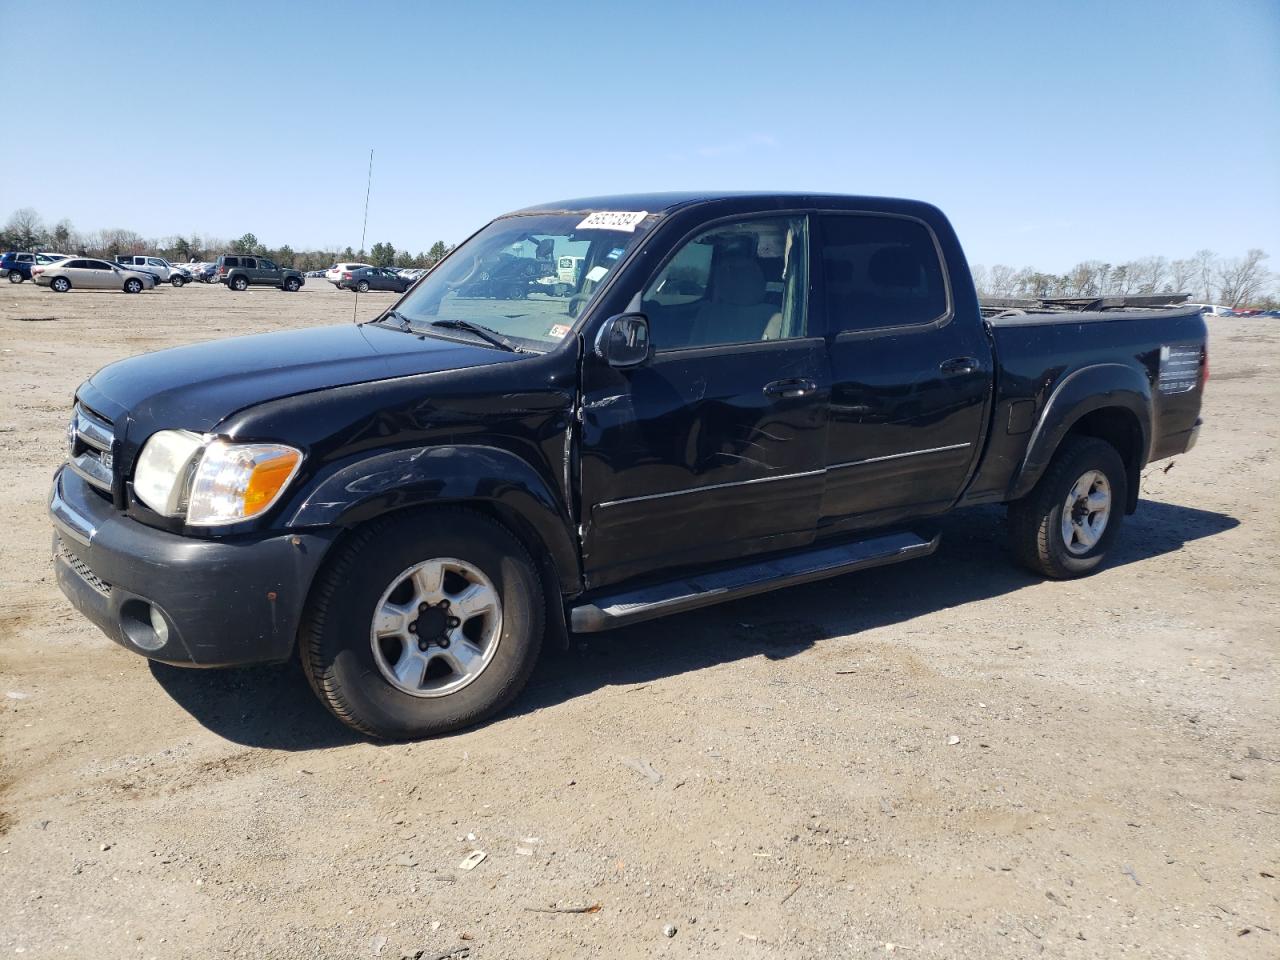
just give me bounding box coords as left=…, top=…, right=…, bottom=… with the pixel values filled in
left=594, top=313, right=651, bottom=368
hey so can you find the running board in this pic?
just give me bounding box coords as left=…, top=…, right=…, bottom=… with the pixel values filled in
left=569, top=531, right=939, bottom=633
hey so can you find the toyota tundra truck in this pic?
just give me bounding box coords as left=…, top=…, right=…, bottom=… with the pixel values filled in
left=50, top=192, right=1207, bottom=739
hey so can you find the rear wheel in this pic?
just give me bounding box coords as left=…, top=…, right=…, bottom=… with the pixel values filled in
left=1008, top=435, right=1127, bottom=579
left=300, top=508, right=545, bottom=739
left=8, top=272, right=23, bottom=284
left=50, top=277, right=71, bottom=293
left=356, top=280, right=370, bottom=293
left=123, top=278, right=143, bottom=294
left=230, top=275, right=249, bottom=291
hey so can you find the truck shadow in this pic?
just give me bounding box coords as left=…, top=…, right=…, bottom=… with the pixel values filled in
left=148, top=499, right=1236, bottom=750
left=512, top=499, right=1239, bottom=716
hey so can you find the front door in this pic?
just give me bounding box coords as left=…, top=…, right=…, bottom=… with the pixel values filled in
left=814, top=211, right=991, bottom=532
left=578, top=214, right=830, bottom=589
left=254, top=258, right=277, bottom=285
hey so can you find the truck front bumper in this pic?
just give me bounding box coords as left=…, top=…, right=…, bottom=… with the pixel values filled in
left=49, top=466, right=338, bottom=667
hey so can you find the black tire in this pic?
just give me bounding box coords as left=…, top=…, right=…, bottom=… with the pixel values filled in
left=51, top=277, right=71, bottom=293
left=1008, top=435, right=1127, bottom=579
left=230, top=275, right=249, bottom=291
left=8, top=272, right=24, bottom=284
left=300, top=507, right=545, bottom=740
left=284, top=277, right=301, bottom=292
left=170, top=275, right=186, bottom=287
left=356, top=280, right=370, bottom=293
left=123, top=278, right=143, bottom=294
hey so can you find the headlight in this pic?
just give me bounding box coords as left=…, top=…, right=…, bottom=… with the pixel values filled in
left=186, top=440, right=302, bottom=526
left=133, top=430, right=204, bottom=516
left=133, top=432, right=302, bottom=526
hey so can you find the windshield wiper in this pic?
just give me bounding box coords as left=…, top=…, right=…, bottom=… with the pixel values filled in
left=369, top=309, right=412, bottom=331
left=428, top=319, right=520, bottom=353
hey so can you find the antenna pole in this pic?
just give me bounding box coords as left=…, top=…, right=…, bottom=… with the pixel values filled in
left=355, top=148, right=373, bottom=323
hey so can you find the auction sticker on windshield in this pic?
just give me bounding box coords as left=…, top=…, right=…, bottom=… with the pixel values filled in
left=577, top=211, right=648, bottom=231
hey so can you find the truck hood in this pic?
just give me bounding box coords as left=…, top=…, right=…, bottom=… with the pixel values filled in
left=79, top=322, right=520, bottom=435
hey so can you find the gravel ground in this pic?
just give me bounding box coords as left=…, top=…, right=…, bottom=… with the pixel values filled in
left=0, top=280, right=1275, bottom=959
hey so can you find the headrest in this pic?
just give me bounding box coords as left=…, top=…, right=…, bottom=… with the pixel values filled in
left=868, top=246, right=923, bottom=289
left=712, top=255, right=766, bottom=306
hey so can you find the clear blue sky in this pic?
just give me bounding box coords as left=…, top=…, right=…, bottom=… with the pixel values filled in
left=2, top=0, right=1277, bottom=271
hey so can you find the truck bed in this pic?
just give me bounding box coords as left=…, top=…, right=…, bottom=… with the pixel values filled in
left=959, top=305, right=1207, bottom=507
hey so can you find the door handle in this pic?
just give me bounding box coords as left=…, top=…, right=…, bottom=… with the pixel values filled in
left=763, top=378, right=818, bottom=399
left=939, top=356, right=979, bottom=376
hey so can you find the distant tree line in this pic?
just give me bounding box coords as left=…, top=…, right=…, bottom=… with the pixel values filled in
left=0, top=207, right=454, bottom=273
left=971, top=249, right=1273, bottom=309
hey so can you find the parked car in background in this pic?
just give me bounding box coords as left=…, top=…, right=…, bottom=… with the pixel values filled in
left=1186, top=303, right=1235, bottom=317
left=326, top=262, right=371, bottom=287
left=196, top=263, right=218, bottom=283
left=305, top=269, right=326, bottom=278
left=337, top=266, right=412, bottom=293
left=216, top=254, right=304, bottom=291
left=3, top=252, right=71, bottom=282
left=115, top=255, right=176, bottom=283
left=33, top=257, right=157, bottom=293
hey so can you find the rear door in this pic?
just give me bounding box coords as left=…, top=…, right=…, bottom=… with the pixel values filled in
left=578, top=212, right=830, bottom=589
left=815, top=211, right=991, bottom=532
left=62, top=259, right=93, bottom=287
left=85, top=259, right=117, bottom=289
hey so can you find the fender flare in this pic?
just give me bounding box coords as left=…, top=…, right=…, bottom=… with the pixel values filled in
left=1009, top=363, right=1152, bottom=503
left=283, top=444, right=582, bottom=593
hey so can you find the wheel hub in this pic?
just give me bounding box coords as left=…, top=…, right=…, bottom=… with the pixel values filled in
left=1061, top=469, right=1111, bottom=556
left=369, top=557, right=502, bottom=698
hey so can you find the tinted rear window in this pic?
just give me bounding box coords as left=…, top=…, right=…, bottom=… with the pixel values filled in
left=819, top=214, right=949, bottom=332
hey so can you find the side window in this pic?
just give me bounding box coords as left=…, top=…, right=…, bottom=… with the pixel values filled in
left=147, top=258, right=164, bottom=267
left=819, top=214, right=948, bottom=332
left=243, top=258, right=258, bottom=269
left=224, top=257, right=239, bottom=268
left=258, top=259, right=276, bottom=271
left=642, top=216, right=808, bottom=350
left=67, top=259, right=89, bottom=268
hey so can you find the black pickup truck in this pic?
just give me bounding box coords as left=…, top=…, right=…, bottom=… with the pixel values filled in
left=50, top=192, right=1207, bottom=739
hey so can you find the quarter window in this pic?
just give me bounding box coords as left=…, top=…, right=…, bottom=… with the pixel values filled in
left=642, top=216, right=809, bottom=350
left=819, top=215, right=948, bottom=332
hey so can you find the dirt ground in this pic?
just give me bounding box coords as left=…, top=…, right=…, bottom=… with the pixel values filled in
left=0, top=279, right=1275, bottom=959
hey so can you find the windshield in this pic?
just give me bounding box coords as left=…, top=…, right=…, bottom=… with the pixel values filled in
left=390, top=211, right=656, bottom=350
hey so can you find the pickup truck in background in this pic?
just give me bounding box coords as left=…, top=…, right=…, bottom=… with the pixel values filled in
left=49, top=192, right=1207, bottom=739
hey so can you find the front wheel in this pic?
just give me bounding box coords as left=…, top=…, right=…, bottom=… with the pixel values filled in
left=123, top=278, right=143, bottom=294
left=8, top=272, right=24, bottom=284
left=300, top=508, right=545, bottom=739
left=283, top=277, right=301, bottom=292
left=1008, top=436, right=1127, bottom=579
left=170, top=275, right=186, bottom=287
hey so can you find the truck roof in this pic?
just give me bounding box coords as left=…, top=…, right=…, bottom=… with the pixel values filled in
left=510, top=192, right=944, bottom=218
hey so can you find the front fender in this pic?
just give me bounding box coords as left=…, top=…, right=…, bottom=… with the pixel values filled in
left=1009, top=362, right=1152, bottom=500
left=283, top=444, right=581, bottom=593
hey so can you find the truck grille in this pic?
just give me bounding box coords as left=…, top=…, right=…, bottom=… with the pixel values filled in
left=55, top=535, right=112, bottom=597
left=67, top=403, right=115, bottom=497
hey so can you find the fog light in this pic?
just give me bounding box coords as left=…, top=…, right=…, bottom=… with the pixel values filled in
left=149, top=605, right=171, bottom=646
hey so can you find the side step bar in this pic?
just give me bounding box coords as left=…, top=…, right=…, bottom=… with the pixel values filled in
left=569, top=531, right=939, bottom=633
